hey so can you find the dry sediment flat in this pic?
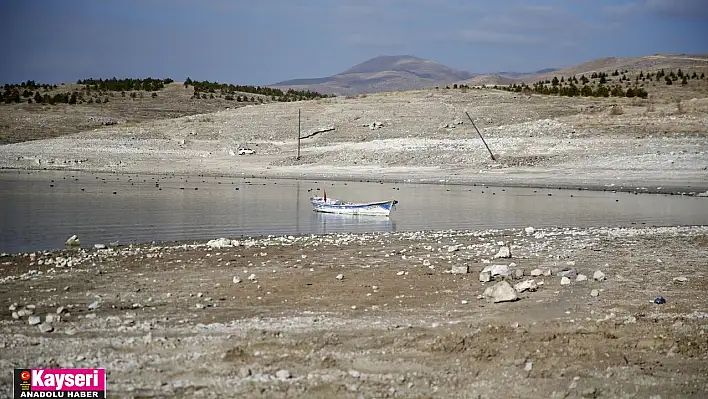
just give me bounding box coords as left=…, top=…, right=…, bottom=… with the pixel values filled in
left=1, top=89, right=707, bottom=195
left=0, top=226, right=707, bottom=398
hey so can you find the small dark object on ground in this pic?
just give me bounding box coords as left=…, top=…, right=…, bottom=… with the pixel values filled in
left=654, top=297, right=666, bottom=304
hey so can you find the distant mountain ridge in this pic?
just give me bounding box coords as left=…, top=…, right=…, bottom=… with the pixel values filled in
left=270, top=53, right=708, bottom=95
left=272, top=55, right=476, bottom=95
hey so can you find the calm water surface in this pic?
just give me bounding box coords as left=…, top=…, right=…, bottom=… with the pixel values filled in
left=1, top=170, right=706, bottom=253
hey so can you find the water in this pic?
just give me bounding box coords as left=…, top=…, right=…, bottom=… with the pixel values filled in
left=1, top=170, right=706, bottom=253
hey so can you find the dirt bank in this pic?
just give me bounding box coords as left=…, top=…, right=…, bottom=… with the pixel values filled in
left=1, top=226, right=707, bottom=398
left=1, top=89, right=707, bottom=195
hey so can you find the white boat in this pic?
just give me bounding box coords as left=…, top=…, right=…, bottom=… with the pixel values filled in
left=310, top=194, right=398, bottom=216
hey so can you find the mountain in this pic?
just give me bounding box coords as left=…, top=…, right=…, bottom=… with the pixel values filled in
left=271, top=55, right=477, bottom=95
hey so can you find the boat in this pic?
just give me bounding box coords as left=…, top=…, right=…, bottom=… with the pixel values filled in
left=310, top=188, right=398, bottom=216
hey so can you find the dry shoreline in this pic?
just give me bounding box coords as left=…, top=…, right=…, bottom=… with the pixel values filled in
left=1, top=225, right=707, bottom=398
left=1, top=89, right=707, bottom=196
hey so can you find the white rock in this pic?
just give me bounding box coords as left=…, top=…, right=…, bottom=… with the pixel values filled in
left=45, top=314, right=60, bottom=323
left=93, top=244, right=107, bottom=250
left=514, top=269, right=524, bottom=279
left=451, top=265, right=469, bottom=274
left=524, top=361, right=533, bottom=371
left=576, top=274, right=588, bottom=282
left=248, top=274, right=256, bottom=281
left=38, top=323, right=54, bottom=333
left=9, top=303, right=17, bottom=311
left=543, top=269, right=552, bottom=277
left=514, top=280, right=538, bottom=293
left=524, top=227, right=536, bottom=234
left=336, top=273, right=344, bottom=280
left=490, top=264, right=510, bottom=277
left=483, top=281, right=518, bottom=303
left=561, top=277, right=571, bottom=285
left=396, top=271, right=405, bottom=276
left=207, top=238, right=232, bottom=249
left=479, top=271, right=491, bottom=282
left=590, top=289, right=600, bottom=297
left=276, top=369, right=292, bottom=380
left=28, top=316, right=41, bottom=325
left=88, top=301, right=101, bottom=311
left=530, top=268, right=543, bottom=277
left=593, top=270, right=606, bottom=281
left=233, top=276, right=242, bottom=284
left=493, top=246, right=511, bottom=259
left=673, top=276, right=688, bottom=283
left=66, top=235, right=80, bottom=246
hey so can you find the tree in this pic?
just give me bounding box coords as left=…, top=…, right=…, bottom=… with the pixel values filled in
left=677, top=69, right=683, bottom=78
left=152, top=92, right=158, bottom=98
left=551, top=76, right=559, bottom=86
left=681, top=76, right=688, bottom=85
left=34, top=92, right=43, bottom=104
left=625, top=88, right=635, bottom=98
left=665, top=76, right=673, bottom=85
left=69, top=93, right=77, bottom=104
left=599, top=75, right=607, bottom=84
left=702, top=73, right=706, bottom=79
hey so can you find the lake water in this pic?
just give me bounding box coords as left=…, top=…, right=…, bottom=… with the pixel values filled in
left=1, top=170, right=707, bottom=254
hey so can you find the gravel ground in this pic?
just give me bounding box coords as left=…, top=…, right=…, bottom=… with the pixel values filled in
left=1, top=226, right=707, bottom=398
left=1, top=89, right=707, bottom=195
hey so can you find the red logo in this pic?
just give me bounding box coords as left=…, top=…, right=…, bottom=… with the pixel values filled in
left=20, top=370, right=31, bottom=381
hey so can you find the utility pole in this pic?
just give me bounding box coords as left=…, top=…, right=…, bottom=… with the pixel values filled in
left=297, top=109, right=301, bottom=160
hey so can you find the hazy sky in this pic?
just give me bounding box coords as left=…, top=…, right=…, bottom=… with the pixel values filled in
left=2, top=0, right=707, bottom=85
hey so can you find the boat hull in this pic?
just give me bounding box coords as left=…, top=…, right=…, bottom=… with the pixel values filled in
left=310, top=197, right=397, bottom=216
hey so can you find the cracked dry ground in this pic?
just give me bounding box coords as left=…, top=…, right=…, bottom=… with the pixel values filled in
left=1, top=227, right=707, bottom=398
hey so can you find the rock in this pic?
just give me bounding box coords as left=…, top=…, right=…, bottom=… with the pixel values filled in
left=336, top=273, right=344, bottom=280
left=525, top=227, right=536, bottom=234
left=233, top=276, right=242, bottom=284
left=66, top=235, right=80, bottom=246
left=238, top=367, right=252, bottom=378
left=591, top=289, right=600, bottom=297
left=559, top=269, right=577, bottom=278
left=524, top=361, right=533, bottom=371
left=561, top=277, right=571, bottom=285
left=348, top=370, right=361, bottom=378
left=396, top=271, right=405, bottom=276
left=8, top=303, right=17, bottom=311
left=56, top=306, right=66, bottom=314
left=479, top=271, right=491, bottom=282
left=88, top=301, right=101, bottom=311
left=514, top=269, right=524, bottom=279
left=275, top=369, right=291, bottom=380
left=576, top=274, right=588, bottom=282
left=38, top=323, right=54, bottom=333
left=45, top=314, right=60, bottom=324
left=493, top=246, right=511, bottom=259
left=451, top=265, right=469, bottom=274
left=28, top=316, right=41, bottom=325
left=514, top=280, right=538, bottom=293
left=483, top=264, right=510, bottom=277
left=483, top=281, right=518, bottom=303
left=593, top=270, right=606, bottom=281
left=581, top=387, right=597, bottom=398
left=12, top=312, right=19, bottom=319
left=207, top=238, right=232, bottom=249
left=530, top=268, right=543, bottom=277
left=673, top=276, right=688, bottom=283
left=543, top=269, right=552, bottom=277
left=195, top=303, right=205, bottom=309
left=248, top=274, right=256, bottom=281
left=93, top=244, right=107, bottom=250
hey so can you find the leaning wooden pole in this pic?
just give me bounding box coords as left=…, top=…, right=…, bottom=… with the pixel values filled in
left=297, top=109, right=301, bottom=159
left=465, top=111, right=496, bottom=161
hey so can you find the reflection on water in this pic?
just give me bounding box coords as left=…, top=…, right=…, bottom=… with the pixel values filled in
left=1, top=170, right=706, bottom=253
left=312, top=212, right=396, bottom=235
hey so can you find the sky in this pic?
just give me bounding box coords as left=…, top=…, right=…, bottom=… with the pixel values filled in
left=1, top=0, right=707, bottom=86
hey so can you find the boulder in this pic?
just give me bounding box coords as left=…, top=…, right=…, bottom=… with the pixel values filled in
left=483, top=281, right=518, bottom=303
left=66, top=235, right=80, bottom=246
left=493, top=246, right=512, bottom=259
left=514, top=280, right=538, bottom=293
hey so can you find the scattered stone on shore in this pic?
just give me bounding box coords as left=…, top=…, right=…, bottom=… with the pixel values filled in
left=560, top=269, right=577, bottom=278
left=484, top=281, right=518, bottom=303
left=514, top=269, right=525, bottom=279
left=544, top=269, right=552, bottom=277
left=451, top=265, right=469, bottom=274
left=56, top=306, right=66, bottom=314
left=493, top=246, right=512, bottom=259
left=561, top=277, right=571, bottom=285
left=46, top=314, right=61, bottom=324
left=207, top=238, right=234, bottom=249
left=94, top=243, right=107, bottom=250
left=525, top=227, right=536, bottom=234
left=336, top=273, right=344, bottom=280
left=514, top=279, right=538, bottom=293
left=38, top=323, right=54, bottom=333
left=233, top=276, right=242, bottom=284
left=479, top=271, right=491, bottom=282
left=593, top=270, right=606, bottom=281
left=530, top=268, right=543, bottom=277
left=591, top=289, right=600, bottom=297
left=28, top=316, right=41, bottom=326
left=576, top=274, right=588, bottom=282
left=66, top=235, right=80, bottom=246
left=9, top=303, right=18, bottom=311
left=673, top=276, right=688, bottom=283
left=276, top=369, right=292, bottom=380
left=88, top=300, right=101, bottom=311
